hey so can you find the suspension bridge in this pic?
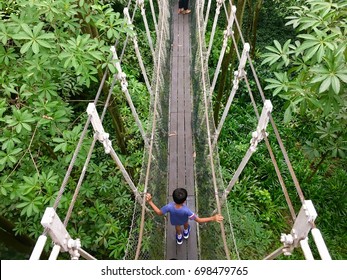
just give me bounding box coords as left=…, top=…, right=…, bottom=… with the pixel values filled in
left=28, top=0, right=331, bottom=260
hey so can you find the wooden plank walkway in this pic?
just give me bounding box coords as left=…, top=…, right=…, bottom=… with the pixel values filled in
left=166, top=2, right=198, bottom=260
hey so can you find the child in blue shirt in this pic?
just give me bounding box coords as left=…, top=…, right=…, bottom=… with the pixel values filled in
left=146, top=188, right=223, bottom=244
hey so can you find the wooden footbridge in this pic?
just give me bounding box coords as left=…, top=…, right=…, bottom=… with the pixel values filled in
left=29, top=0, right=332, bottom=261
left=167, top=2, right=197, bottom=259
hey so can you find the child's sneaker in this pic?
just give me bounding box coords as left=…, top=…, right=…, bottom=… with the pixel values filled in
left=176, top=233, right=183, bottom=245
left=183, top=225, right=190, bottom=239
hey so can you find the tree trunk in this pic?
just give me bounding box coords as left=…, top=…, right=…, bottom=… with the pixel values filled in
left=306, top=152, right=329, bottom=183
left=106, top=95, right=128, bottom=155
left=213, top=0, right=247, bottom=126
left=250, top=0, right=263, bottom=57
left=0, top=215, right=35, bottom=258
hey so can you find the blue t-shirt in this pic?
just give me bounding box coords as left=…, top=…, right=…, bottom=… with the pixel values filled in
left=161, top=202, right=197, bottom=225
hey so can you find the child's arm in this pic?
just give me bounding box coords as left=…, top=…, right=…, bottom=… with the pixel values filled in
left=146, top=193, right=163, bottom=216
left=195, top=214, right=223, bottom=224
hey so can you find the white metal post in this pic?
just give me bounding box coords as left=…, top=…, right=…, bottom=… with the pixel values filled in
left=300, top=238, right=314, bottom=260
left=123, top=8, right=152, bottom=96
left=110, top=47, right=149, bottom=148
left=137, top=0, right=156, bottom=59
left=218, top=100, right=273, bottom=207
left=210, top=6, right=237, bottom=95
left=87, top=103, right=112, bottom=154
left=29, top=235, right=47, bottom=260
left=206, top=0, right=224, bottom=61
left=311, top=228, right=332, bottom=260
left=86, top=103, right=147, bottom=208
left=49, top=245, right=61, bottom=260
left=211, top=43, right=250, bottom=148
left=203, top=0, right=213, bottom=35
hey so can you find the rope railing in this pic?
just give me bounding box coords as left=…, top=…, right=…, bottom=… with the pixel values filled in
left=197, top=0, right=231, bottom=260
left=134, top=0, right=170, bottom=259
left=205, top=0, right=298, bottom=222
left=206, top=0, right=330, bottom=259
left=217, top=5, right=297, bottom=220
left=231, top=1, right=306, bottom=205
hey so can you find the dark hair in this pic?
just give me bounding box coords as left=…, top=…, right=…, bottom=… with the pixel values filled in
left=172, top=188, right=187, bottom=204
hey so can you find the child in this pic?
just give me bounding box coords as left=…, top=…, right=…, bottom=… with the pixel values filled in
left=146, top=188, right=223, bottom=244
left=178, top=0, right=191, bottom=15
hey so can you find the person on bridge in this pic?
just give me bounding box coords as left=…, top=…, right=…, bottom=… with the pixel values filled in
left=146, top=188, right=223, bottom=245
left=178, top=0, right=191, bottom=15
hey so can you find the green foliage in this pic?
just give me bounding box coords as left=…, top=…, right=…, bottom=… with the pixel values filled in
left=0, top=0, right=150, bottom=260
left=261, top=0, right=347, bottom=168
left=262, top=0, right=347, bottom=119
left=228, top=205, right=275, bottom=259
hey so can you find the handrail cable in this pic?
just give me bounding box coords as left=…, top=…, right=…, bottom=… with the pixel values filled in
left=197, top=0, right=230, bottom=260
left=62, top=0, right=147, bottom=228
left=225, top=197, right=240, bottom=259
left=134, top=0, right=169, bottom=260
left=148, top=0, right=159, bottom=36
left=230, top=3, right=305, bottom=204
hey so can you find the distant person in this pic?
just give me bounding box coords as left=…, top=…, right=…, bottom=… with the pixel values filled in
left=178, top=0, right=191, bottom=15
left=146, top=188, right=223, bottom=244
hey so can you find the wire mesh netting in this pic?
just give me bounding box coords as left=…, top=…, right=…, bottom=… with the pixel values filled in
left=124, top=0, right=171, bottom=260
left=125, top=0, right=235, bottom=260
left=191, top=1, right=235, bottom=260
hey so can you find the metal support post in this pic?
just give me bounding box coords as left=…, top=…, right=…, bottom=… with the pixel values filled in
left=206, top=0, right=224, bottom=61
left=250, top=99, right=272, bottom=152
left=212, top=43, right=249, bottom=148
left=39, top=207, right=85, bottom=260
left=41, top=207, right=72, bottom=252
left=87, top=103, right=112, bottom=154
left=311, top=228, right=332, bottom=260
left=110, top=47, right=149, bottom=148
left=123, top=8, right=152, bottom=96
left=218, top=100, right=273, bottom=208
left=29, top=235, right=47, bottom=260
left=210, top=6, right=236, bottom=95
left=137, top=0, right=156, bottom=59
left=49, top=244, right=61, bottom=260
left=86, top=103, right=144, bottom=207
left=280, top=200, right=323, bottom=259
left=300, top=238, right=314, bottom=260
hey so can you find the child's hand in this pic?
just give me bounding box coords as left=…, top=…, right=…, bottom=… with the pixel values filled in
left=214, top=214, right=224, bottom=222
left=145, top=193, right=152, bottom=202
